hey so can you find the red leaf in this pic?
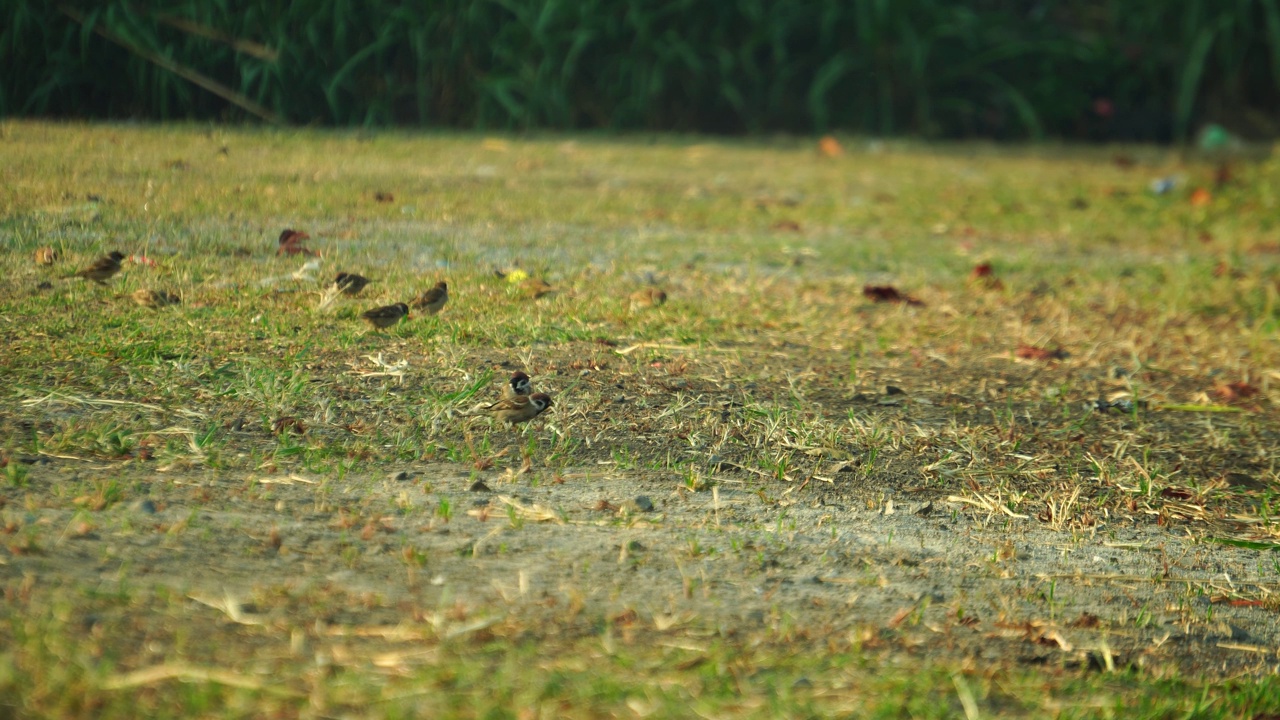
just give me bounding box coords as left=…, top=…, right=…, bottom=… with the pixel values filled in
left=863, top=285, right=923, bottom=306
left=1214, top=381, right=1259, bottom=402
left=1212, top=261, right=1242, bottom=278
left=968, top=263, right=1004, bottom=290
left=276, top=228, right=317, bottom=256
left=1015, top=345, right=1066, bottom=361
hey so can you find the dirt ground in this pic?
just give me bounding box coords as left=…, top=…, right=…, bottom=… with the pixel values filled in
left=6, top=339, right=1279, bottom=686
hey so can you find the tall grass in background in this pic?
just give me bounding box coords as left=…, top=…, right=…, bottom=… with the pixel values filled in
left=4, top=0, right=1280, bottom=140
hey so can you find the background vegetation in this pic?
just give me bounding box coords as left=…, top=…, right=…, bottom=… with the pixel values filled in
left=5, top=0, right=1280, bottom=141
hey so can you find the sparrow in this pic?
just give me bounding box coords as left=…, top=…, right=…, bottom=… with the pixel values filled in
left=629, top=287, right=667, bottom=310
left=411, top=281, right=448, bottom=315
left=502, top=371, right=533, bottom=400
left=333, top=272, right=371, bottom=296
left=132, top=288, right=181, bottom=308
left=478, top=393, right=553, bottom=426
left=276, top=229, right=316, bottom=257
left=361, top=302, right=410, bottom=329
left=69, top=251, right=126, bottom=284
left=34, top=247, right=58, bottom=265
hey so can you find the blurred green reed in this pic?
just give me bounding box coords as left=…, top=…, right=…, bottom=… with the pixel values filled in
left=3, top=0, right=1278, bottom=140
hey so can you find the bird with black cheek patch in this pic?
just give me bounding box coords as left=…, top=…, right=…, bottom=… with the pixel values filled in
left=478, top=393, right=553, bottom=426
left=412, top=281, right=448, bottom=315
left=69, top=251, right=126, bottom=285
left=502, top=371, right=533, bottom=400
left=361, top=302, right=410, bottom=329
left=333, top=272, right=371, bottom=296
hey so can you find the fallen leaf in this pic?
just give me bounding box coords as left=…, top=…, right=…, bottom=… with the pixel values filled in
left=1069, top=612, right=1101, bottom=629
left=968, top=263, right=1004, bottom=289
left=1214, top=381, right=1259, bottom=402
left=1213, top=261, right=1243, bottom=278
left=271, top=417, right=306, bottom=435
left=887, top=606, right=913, bottom=628
left=610, top=608, right=639, bottom=626
left=817, top=135, right=843, bottom=158
left=863, top=285, right=923, bottom=306
left=276, top=229, right=318, bottom=257
left=1015, top=345, right=1066, bottom=361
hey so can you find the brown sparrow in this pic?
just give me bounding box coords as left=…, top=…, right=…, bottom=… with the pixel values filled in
left=70, top=251, right=126, bottom=284
left=34, top=247, right=59, bottom=265
left=333, top=272, right=371, bottom=296
left=479, top=393, right=553, bottom=426
left=361, top=302, right=410, bottom=329
left=132, top=288, right=181, bottom=308
left=502, top=371, right=533, bottom=400
left=276, top=229, right=316, bottom=257
left=629, top=287, right=667, bottom=310
left=412, top=281, right=448, bottom=314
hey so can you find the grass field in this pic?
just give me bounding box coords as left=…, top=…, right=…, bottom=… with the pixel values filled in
left=3, top=122, right=1280, bottom=717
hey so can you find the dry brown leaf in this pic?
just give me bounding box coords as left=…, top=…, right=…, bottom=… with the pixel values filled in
left=1015, top=345, right=1066, bottom=361
left=1214, top=381, right=1259, bottom=402
left=863, top=285, right=923, bottom=306
left=817, top=135, right=843, bottom=158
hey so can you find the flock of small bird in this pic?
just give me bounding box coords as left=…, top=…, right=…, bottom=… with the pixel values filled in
left=41, top=227, right=689, bottom=427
